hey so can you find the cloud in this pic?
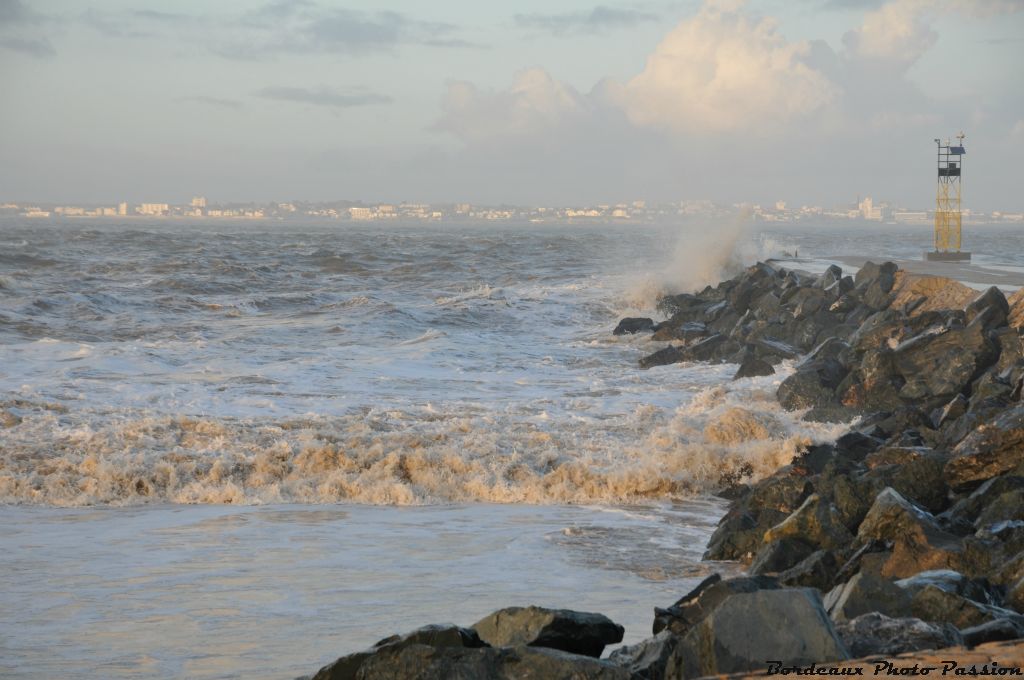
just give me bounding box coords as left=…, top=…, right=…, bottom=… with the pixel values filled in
left=0, top=35, right=54, bottom=57
left=435, top=68, right=591, bottom=143
left=619, top=1, right=839, bottom=134
left=254, top=85, right=392, bottom=108
left=514, top=5, right=659, bottom=34
left=0, top=0, right=56, bottom=57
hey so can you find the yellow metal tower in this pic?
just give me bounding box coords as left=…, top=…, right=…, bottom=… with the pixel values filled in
left=926, top=133, right=970, bottom=262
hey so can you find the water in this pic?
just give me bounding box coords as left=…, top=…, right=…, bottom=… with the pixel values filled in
left=2, top=219, right=1017, bottom=678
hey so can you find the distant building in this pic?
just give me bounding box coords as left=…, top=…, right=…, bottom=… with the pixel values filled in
left=118, top=202, right=128, bottom=216
left=191, top=196, right=207, bottom=209
left=858, top=196, right=882, bottom=220
left=349, top=207, right=373, bottom=220
left=138, top=203, right=169, bottom=216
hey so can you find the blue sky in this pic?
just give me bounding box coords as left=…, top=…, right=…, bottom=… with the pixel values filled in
left=1, top=0, right=1022, bottom=209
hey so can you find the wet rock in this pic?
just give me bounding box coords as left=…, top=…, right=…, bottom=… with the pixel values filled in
left=835, top=613, right=963, bottom=658
left=681, top=333, right=727, bottom=362
left=856, top=488, right=967, bottom=578
left=353, top=644, right=638, bottom=680
left=762, top=494, right=854, bottom=552
left=613, top=317, right=654, bottom=335
left=823, top=572, right=913, bottom=622
left=639, top=345, right=683, bottom=370
left=892, top=322, right=997, bottom=404
left=652, top=574, right=779, bottom=636
left=312, top=624, right=487, bottom=680
left=945, top=406, right=1024, bottom=490
left=608, top=631, right=682, bottom=680
left=894, top=570, right=993, bottom=604
left=733, top=353, right=775, bottom=380
left=0, top=409, right=20, bottom=428
left=671, top=588, right=849, bottom=678
left=777, top=357, right=847, bottom=413
left=862, top=447, right=950, bottom=514
left=652, top=321, right=708, bottom=343
left=472, top=606, right=624, bottom=658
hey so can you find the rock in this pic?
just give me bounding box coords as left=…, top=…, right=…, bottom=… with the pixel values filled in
left=894, top=570, right=993, bottom=604
left=778, top=550, right=841, bottom=591
left=975, top=489, right=1024, bottom=529
left=1008, top=577, right=1024, bottom=613
left=312, top=624, right=487, bottom=680
left=733, top=353, right=775, bottom=380
left=0, top=409, right=20, bottom=428
left=652, top=321, right=708, bottom=343
left=824, top=572, right=913, bottom=622
left=961, top=619, right=1024, bottom=647
left=862, top=447, right=950, bottom=514
left=777, top=357, right=847, bottom=413
left=749, top=538, right=816, bottom=575
left=966, top=286, right=1010, bottom=330
left=471, top=606, right=624, bottom=658
left=856, top=488, right=967, bottom=578
left=352, top=644, right=639, bottom=680
left=932, top=394, right=969, bottom=429
left=653, top=574, right=779, bottom=636
left=892, top=322, right=997, bottom=404
left=753, top=337, right=802, bottom=361
left=639, top=345, right=683, bottom=370
left=613, top=317, right=655, bottom=335
left=945, top=406, right=1024, bottom=490
left=762, top=494, right=854, bottom=552
left=908, top=584, right=1024, bottom=631
left=855, top=261, right=898, bottom=294
left=608, top=631, right=683, bottom=680
left=682, top=333, right=727, bottom=362
left=945, top=475, right=1024, bottom=528
left=835, top=613, right=963, bottom=658
left=671, top=588, right=849, bottom=678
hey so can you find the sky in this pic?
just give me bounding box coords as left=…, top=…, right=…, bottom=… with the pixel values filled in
left=1, top=0, right=1023, bottom=209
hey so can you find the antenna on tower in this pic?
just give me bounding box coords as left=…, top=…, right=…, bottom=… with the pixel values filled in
left=925, top=133, right=970, bottom=262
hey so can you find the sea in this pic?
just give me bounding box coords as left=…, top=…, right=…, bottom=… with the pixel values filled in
left=2, top=218, right=1022, bottom=679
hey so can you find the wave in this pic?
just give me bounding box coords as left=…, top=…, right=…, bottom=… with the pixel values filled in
left=0, top=385, right=848, bottom=507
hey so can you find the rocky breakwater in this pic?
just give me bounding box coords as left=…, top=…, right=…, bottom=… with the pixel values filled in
left=301, top=262, right=1024, bottom=679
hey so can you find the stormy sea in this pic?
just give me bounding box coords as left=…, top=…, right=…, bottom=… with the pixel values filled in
left=2, top=220, right=1022, bottom=678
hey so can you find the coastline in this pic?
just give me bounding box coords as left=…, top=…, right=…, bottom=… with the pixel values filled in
left=303, top=259, right=1024, bottom=679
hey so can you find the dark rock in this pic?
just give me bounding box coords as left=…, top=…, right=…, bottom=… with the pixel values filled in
left=835, top=613, right=963, bottom=658
left=961, top=619, right=1024, bottom=647
left=652, top=321, right=708, bottom=343
left=613, top=317, right=655, bottom=335
left=653, top=574, right=779, bottom=636
left=671, top=588, right=849, bottom=678
left=966, top=286, right=1010, bottom=330
left=823, top=572, right=913, bottom=622
left=895, top=570, right=993, bottom=604
left=639, top=345, right=684, bottom=370
left=753, top=337, right=802, bottom=361
left=932, top=394, right=969, bottom=429
left=682, top=333, right=727, bottom=362
left=353, top=644, right=638, bottom=680
left=892, top=322, right=997, bottom=404
left=733, top=354, right=775, bottom=380
left=945, top=406, right=1024, bottom=490
left=1008, top=576, right=1024, bottom=613
left=472, top=606, right=624, bottom=658
left=777, top=357, right=847, bottom=413
left=862, top=447, right=950, bottom=514
left=975, top=489, right=1024, bottom=529
left=778, top=550, right=841, bottom=591
left=608, top=631, right=682, bottom=680
left=945, top=476, right=1024, bottom=529
left=749, top=538, right=816, bottom=575
left=312, top=624, right=487, bottom=680
left=836, top=431, right=884, bottom=461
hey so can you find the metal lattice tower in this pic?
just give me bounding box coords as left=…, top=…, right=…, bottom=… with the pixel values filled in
left=927, top=133, right=970, bottom=262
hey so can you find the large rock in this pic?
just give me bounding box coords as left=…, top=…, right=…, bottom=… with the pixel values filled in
left=862, top=447, right=950, bottom=514
left=639, top=345, right=684, bottom=370
left=823, top=572, right=912, bottom=622
left=966, top=286, right=1010, bottom=330
left=856, top=488, right=967, bottom=578
left=614, top=317, right=655, bottom=335
left=652, top=574, right=779, bottom=636
left=671, top=588, right=849, bottom=678
left=835, top=613, right=963, bottom=658
left=891, top=321, right=997, bottom=403
left=778, top=550, right=841, bottom=591
left=908, top=584, right=1024, bottom=631
left=312, top=624, right=487, bottom=680
left=762, top=494, right=854, bottom=552
left=733, top=353, right=775, bottom=380
left=945, top=406, right=1024, bottom=490
left=471, top=606, right=624, bottom=658
left=777, top=357, right=847, bottom=414
left=608, top=631, right=683, bottom=680
left=352, top=644, right=639, bottom=680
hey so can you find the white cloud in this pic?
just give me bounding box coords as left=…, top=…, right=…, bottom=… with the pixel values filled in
left=617, top=0, right=839, bottom=134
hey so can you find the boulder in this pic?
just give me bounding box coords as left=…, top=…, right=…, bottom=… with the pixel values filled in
left=762, top=494, right=854, bottom=552
left=778, top=550, right=841, bottom=591
left=856, top=488, right=967, bottom=578
left=894, top=570, right=993, bottom=604
left=614, top=317, right=655, bottom=335
left=823, top=572, right=913, bottom=622
left=352, top=644, right=639, bottom=680
left=944, top=475, right=1024, bottom=528
left=652, top=574, right=779, bottom=636
left=312, top=624, right=487, bottom=680
left=835, top=613, right=963, bottom=658
left=682, top=333, right=728, bottom=362
left=908, top=584, right=1024, bottom=631
left=777, top=357, right=847, bottom=413
left=733, top=354, right=775, bottom=380
left=862, top=447, right=950, bottom=514
left=965, top=286, right=1010, bottom=330
left=932, top=394, right=968, bottom=429
left=671, top=588, right=849, bottom=678
left=945, top=406, right=1024, bottom=490
left=891, top=322, right=997, bottom=404
left=961, top=619, right=1024, bottom=647
left=749, top=538, right=816, bottom=575
left=639, top=345, right=684, bottom=370
left=652, top=321, right=708, bottom=343
left=855, top=261, right=898, bottom=294
left=471, top=606, right=624, bottom=658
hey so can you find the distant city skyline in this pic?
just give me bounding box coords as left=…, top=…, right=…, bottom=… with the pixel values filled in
left=2, top=0, right=1023, bottom=209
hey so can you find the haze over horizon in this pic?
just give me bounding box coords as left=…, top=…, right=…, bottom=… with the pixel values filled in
left=2, top=0, right=1023, bottom=210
